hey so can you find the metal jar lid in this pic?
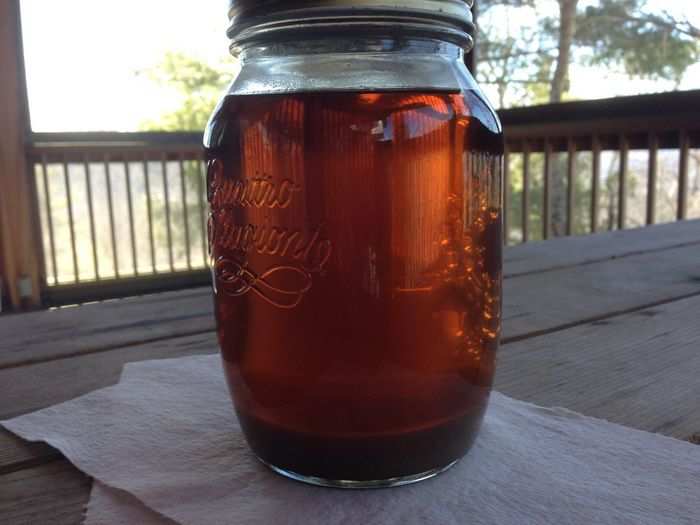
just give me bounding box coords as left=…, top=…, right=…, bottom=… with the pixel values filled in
left=227, top=0, right=475, bottom=52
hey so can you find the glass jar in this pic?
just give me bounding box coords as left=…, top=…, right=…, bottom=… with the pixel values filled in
left=205, top=0, right=503, bottom=488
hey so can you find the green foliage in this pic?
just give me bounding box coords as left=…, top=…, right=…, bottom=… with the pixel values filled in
left=576, top=0, right=700, bottom=83
left=137, top=53, right=230, bottom=256
left=477, top=0, right=700, bottom=107
left=139, top=52, right=229, bottom=131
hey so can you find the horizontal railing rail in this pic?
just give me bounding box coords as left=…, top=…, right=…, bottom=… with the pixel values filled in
left=500, top=89, right=700, bottom=243
left=25, top=90, right=700, bottom=306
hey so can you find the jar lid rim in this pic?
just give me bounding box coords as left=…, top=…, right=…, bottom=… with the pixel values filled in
left=227, top=1, right=475, bottom=48
left=229, top=0, right=474, bottom=19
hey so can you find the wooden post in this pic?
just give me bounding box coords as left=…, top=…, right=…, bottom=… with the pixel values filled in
left=0, top=0, right=43, bottom=310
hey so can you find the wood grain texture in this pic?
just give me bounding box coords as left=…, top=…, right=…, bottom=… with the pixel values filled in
left=3, top=296, right=700, bottom=525
left=2, top=243, right=700, bottom=442
left=0, top=429, right=59, bottom=475
left=2, top=221, right=699, bottom=370
left=0, top=332, right=217, bottom=421
left=0, top=0, right=41, bottom=309
left=2, top=223, right=700, bottom=525
left=0, top=287, right=215, bottom=368
left=0, top=462, right=90, bottom=525
left=502, top=242, right=700, bottom=341
left=4, top=294, right=700, bottom=439
left=496, top=294, right=700, bottom=440
left=504, top=218, right=700, bottom=277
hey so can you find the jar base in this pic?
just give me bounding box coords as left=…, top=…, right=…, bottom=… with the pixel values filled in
left=257, top=456, right=460, bottom=489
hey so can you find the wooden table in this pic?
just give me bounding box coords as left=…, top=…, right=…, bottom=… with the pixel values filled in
left=2, top=220, right=700, bottom=524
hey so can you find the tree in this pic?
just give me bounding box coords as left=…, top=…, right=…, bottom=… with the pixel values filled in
left=576, top=1, right=700, bottom=84
left=476, top=0, right=700, bottom=106
left=550, top=0, right=578, bottom=103
left=139, top=52, right=229, bottom=132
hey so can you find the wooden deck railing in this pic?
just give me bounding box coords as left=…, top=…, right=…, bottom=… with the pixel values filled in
left=27, top=132, right=209, bottom=305
left=501, top=90, right=700, bottom=243
left=23, top=90, right=700, bottom=307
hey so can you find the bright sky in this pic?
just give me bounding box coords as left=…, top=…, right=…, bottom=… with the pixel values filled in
left=20, top=0, right=232, bottom=132
left=19, top=0, right=700, bottom=132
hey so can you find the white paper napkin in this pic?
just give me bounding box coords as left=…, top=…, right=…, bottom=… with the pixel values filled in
left=3, top=354, right=699, bottom=525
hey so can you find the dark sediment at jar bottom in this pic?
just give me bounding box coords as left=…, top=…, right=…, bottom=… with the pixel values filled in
left=235, top=404, right=487, bottom=484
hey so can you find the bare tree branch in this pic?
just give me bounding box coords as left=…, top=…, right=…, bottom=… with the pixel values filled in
left=479, top=47, right=558, bottom=61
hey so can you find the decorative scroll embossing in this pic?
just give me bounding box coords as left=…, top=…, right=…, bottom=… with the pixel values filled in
left=207, top=162, right=332, bottom=309
left=215, top=257, right=312, bottom=309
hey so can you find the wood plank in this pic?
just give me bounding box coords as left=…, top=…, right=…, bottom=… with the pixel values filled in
left=0, top=429, right=59, bottom=475
left=0, top=0, right=42, bottom=309
left=0, top=332, right=215, bottom=487
left=0, top=461, right=90, bottom=525
left=522, top=146, right=530, bottom=242
left=0, top=287, right=215, bottom=368
left=1, top=221, right=696, bottom=366
left=542, top=139, right=552, bottom=240
left=618, top=134, right=628, bottom=230
left=2, top=277, right=700, bottom=523
left=503, top=242, right=700, bottom=341
left=0, top=225, right=698, bottom=525
left=646, top=133, right=658, bottom=226
left=496, top=294, right=700, bottom=440
left=504, top=218, right=700, bottom=277
left=3, top=297, right=700, bottom=525
left=678, top=129, right=689, bottom=220
left=3, top=244, right=700, bottom=421
left=4, top=294, right=700, bottom=440
left=565, top=138, right=575, bottom=236
left=0, top=332, right=217, bottom=421
left=2, top=226, right=700, bottom=369
left=0, top=336, right=217, bottom=506
left=590, top=135, right=600, bottom=232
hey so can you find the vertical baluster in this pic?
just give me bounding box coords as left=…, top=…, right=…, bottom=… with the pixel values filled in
left=503, top=143, right=510, bottom=245
left=196, top=154, right=207, bottom=266
left=543, top=139, right=552, bottom=240
left=678, top=130, right=689, bottom=221
left=178, top=152, right=192, bottom=270
left=161, top=153, right=175, bottom=271
left=591, top=136, right=601, bottom=233
left=566, top=138, right=576, bottom=236
left=25, top=159, right=48, bottom=291
left=142, top=153, right=157, bottom=273
left=82, top=155, right=100, bottom=280
left=40, top=155, right=58, bottom=285
left=618, top=135, right=628, bottom=230
left=646, top=133, right=658, bottom=226
left=522, top=143, right=530, bottom=243
left=124, top=157, right=138, bottom=275
left=103, top=153, right=120, bottom=278
left=62, top=159, right=79, bottom=282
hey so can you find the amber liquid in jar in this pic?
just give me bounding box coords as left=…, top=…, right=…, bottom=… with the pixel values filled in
left=205, top=91, right=502, bottom=482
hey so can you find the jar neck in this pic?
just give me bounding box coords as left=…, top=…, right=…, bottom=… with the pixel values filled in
left=225, top=34, right=475, bottom=96
left=237, top=36, right=465, bottom=62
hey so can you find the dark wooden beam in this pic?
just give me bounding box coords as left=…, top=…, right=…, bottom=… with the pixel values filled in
left=0, top=0, right=42, bottom=310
